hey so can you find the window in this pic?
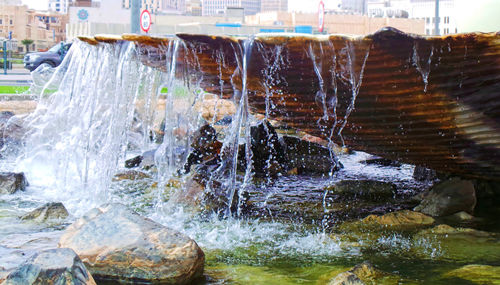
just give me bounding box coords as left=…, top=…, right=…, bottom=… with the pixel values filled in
left=426, top=17, right=430, bottom=24
left=0, top=19, right=2, bottom=24
left=426, top=29, right=430, bottom=35
left=9, top=20, right=12, bottom=25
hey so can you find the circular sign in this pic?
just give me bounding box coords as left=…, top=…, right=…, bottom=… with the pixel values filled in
left=140, top=10, right=152, bottom=33
left=318, top=1, right=325, bottom=33
left=77, top=9, right=89, bottom=21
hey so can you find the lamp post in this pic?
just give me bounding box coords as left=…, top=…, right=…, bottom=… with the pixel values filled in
left=131, top=0, right=140, bottom=34
left=434, top=0, right=440, bottom=35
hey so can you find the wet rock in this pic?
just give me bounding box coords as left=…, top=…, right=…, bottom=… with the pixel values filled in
left=283, top=136, right=341, bottom=175
left=245, top=120, right=286, bottom=178
left=328, top=262, right=398, bottom=285
left=361, top=210, right=435, bottom=228
left=58, top=203, right=204, bottom=284
left=0, top=172, right=28, bottom=195
left=329, top=271, right=365, bottom=285
left=412, top=166, right=437, bottom=181
left=125, top=149, right=156, bottom=169
left=414, top=224, right=500, bottom=263
left=360, top=156, right=401, bottom=167
left=415, top=178, right=476, bottom=217
left=113, top=170, right=151, bottom=181
left=443, top=264, right=500, bottom=284
left=21, top=202, right=69, bottom=222
left=183, top=124, right=223, bottom=174
left=2, top=248, right=96, bottom=285
left=326, top=180, right=396, bottom=201
left=0, top=112, right=26, bottom=157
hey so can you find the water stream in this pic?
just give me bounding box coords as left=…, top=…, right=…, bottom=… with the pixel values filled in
left=1, top=37, right=499, bottom=284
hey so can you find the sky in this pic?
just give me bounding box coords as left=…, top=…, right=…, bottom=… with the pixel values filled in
left=21, top=0, right=500, bottom=32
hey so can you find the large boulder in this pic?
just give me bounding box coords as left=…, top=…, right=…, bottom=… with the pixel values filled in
left=0, top=172, right=28, bottom=194
left=282, top=136, right=341, bottom=175
left=1, top=248, right=96, bottom=285
left=58, top=204, right=204, bottom=284
left=360, top=210, right=435, bottom=229
left=21, top=202, right=69, bottom=222
left=414, top=178, right=476, bottom=217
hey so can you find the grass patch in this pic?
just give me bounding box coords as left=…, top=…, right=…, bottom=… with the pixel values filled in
left=0, top=85, right=30, bottom=94
left=0, top=59, right=23, bottom=64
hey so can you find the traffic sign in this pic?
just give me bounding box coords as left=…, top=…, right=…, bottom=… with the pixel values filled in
left=140, top=10, right=152, bottom=33
left=318, top=1, right=325, bottom=33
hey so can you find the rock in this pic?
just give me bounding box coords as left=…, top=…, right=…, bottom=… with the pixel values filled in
left=360, top=156, right=401, bottom=167
left=328, top=261, right=397, bottom=285
left=326, top=180, right=396, bottom=201
left=283, top=136, right=342, bottom=175
left=414, top=225, right=500, bottom=263
left=124, top=154, right=143, bottom=168
left=414, top=178, right=476, bottom=217
left=362, top=210, right=435, bottom=228
left=329, top=272, right=365, bottom=285
left=183, top=124, right=223, bottom=174
left=193, top=94, right=236, bottom=123
left=0, top=172, right=28, bottom=194
left=0, top=112, right=26, bottom=157
left=412, top=166, right=437, bottom=181
left=112, top=170, right=151, bottom=181
left=443, top=264, right=500, bottom=285
left=244, top=120, right=287, bottom=178
left=58, top=204, right=204, bottom=284
left=2, top=248, right=96, bottom=285
left=21, top=202, right=69, bottom=222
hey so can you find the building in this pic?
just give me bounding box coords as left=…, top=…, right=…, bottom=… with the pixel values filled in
left=341, top=0, right=368, bottom=14
left=185, top=0, right=202, bottom=16
left=162, top=0, right=186, bottom=13
left=0, top=3, right=67, bottom=52
left=246, top=11, right=424, bottom=35
left=48, top=0, right=71, bottom=14
left=123, top=0, right=162, bottom=14
left=260, top=0, right=287, bottom=13
left=202, top=0, right=261, bottom=16
left=410, top=0, right=456, bottom=35
left=366, top=0, right=457, bottom=35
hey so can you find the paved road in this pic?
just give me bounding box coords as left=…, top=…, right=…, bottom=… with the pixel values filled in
left=0, top=66, right=32, bottom=86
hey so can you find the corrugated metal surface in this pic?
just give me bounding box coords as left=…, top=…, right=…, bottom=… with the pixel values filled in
left=83, top=28, right=500, bottom=180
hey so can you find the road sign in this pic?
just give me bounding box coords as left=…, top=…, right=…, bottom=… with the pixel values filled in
left=140, top=10, right=152, bottom=33
left=318, top=1, right=325, bottom=33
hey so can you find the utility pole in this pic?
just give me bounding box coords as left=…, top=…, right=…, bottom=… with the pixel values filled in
left=434, top=0, right=440, bottom=35
left=131, top=0, right=140, bottom=34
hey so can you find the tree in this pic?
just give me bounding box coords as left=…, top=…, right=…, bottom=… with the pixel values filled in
left=21, top=39, right=34, bottom=53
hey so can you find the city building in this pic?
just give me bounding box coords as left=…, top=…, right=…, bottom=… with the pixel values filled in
left=410, top=0, right=456, bottom=35
left=365, top=0, right=457, bottom=35
left=162, top=0, right=186, bottom=14
left=0, top=2, right=68, bottom=52
left=246, top=10, right=424, bottom=35
left=202, top=0, right=261, bottom=16
left=341, top=0, right=368, bottom=14
left=48, top=0, right=71, bottom=14
left=123, top=0, right=162, bottom=14
left=260, top=0, right=287, bottom=13
left=185, top=0, right=202, bottom=16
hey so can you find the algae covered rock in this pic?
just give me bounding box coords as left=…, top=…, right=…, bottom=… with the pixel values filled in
left=415, top=177, right=476, bottom=217
left=0, top=172, right=28, bottom=195
left=361, top=210, right=435, bottom=228
left=58, top=203, right=205, bottom=284
left=326, top=180, right=396, bottom=201
left=112, top=169, right=152, bottom=181
left=443, top=264, right=500, bottom=285
left=328, top=262, right=402, bottom=285
left=21, top=202, right=69, bottom=222
left=329, top=271, right=365, bottom=285
left=414, top=224, right=500, bottom=263
left=2, top=248, right=96, bottom=285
